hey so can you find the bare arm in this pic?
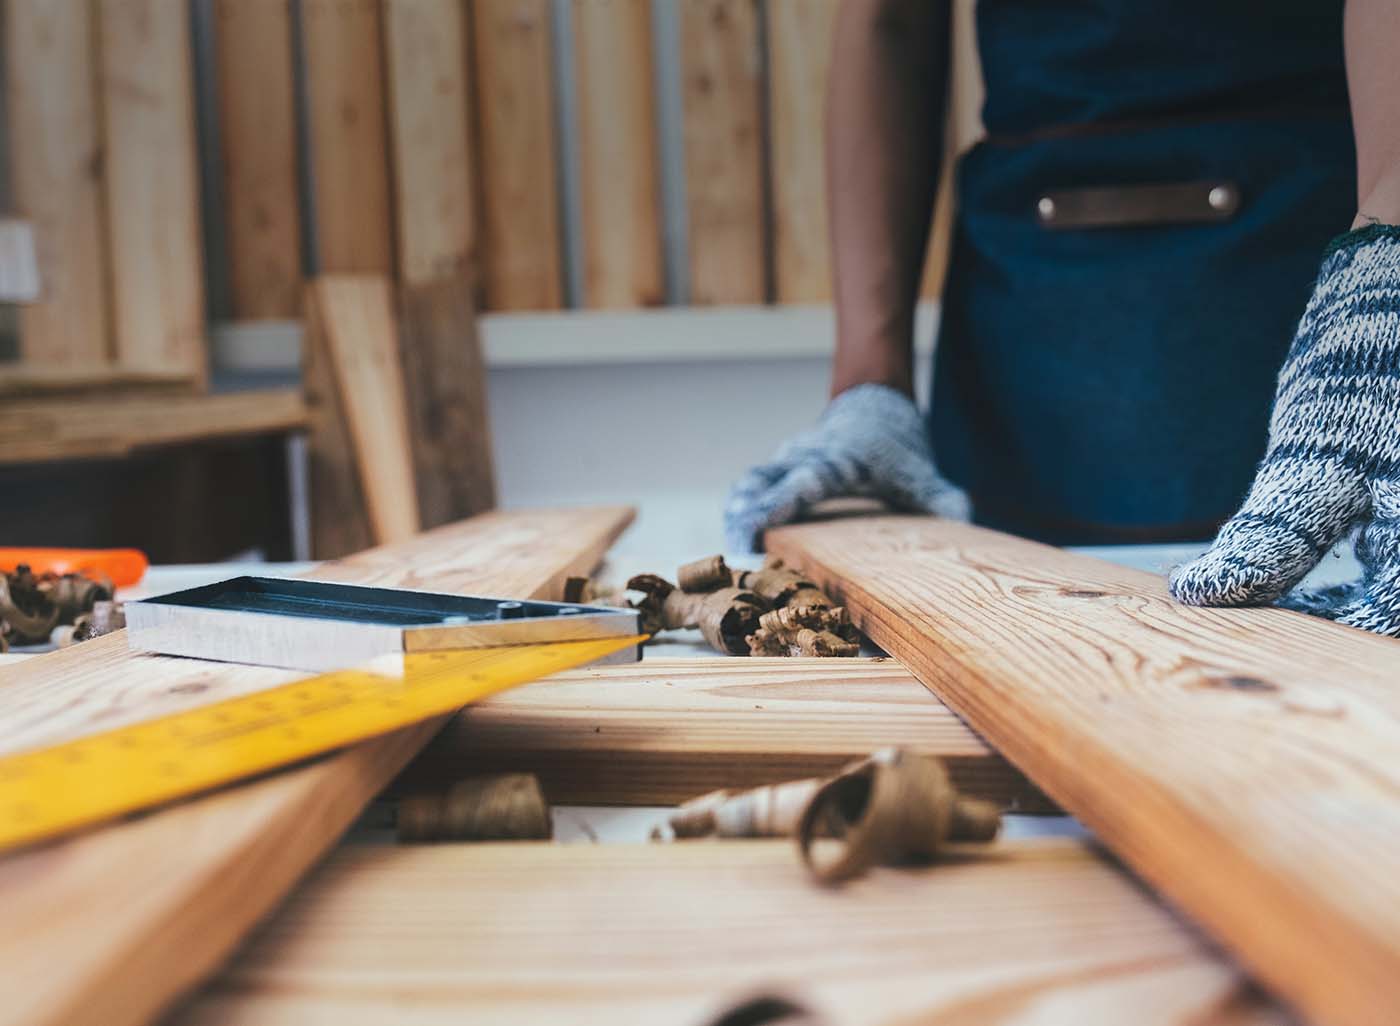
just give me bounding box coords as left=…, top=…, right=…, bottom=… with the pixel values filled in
left=827, top=0, right=952, bottom=398
left=1346, top=0, right=1400, bottom=227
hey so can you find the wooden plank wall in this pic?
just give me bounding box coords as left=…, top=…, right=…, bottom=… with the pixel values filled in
left=3, top=0, right=983, bottom=376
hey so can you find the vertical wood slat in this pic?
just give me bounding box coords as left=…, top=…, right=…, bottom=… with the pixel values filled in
left=301, top=0, right=394, bottom=275
left=98, top=0, right=206, bottom=380
left=679, top=0, right=765, bottom=305
left=572, top=0, right=663, bottom=308
left=5, top=0, right=112, bottom=367
left=765, top=0, right=838, bottom=304
left=471, top=0, right=562, bottom=310
left=383, top=0, right=475, bottom=288
left=213, top=0, right=304, bottom=319
left=395, top=278, right=496, bottom=530
left=921, top=0, right=985, bottom=300
left=304, top=276, right=420, bottom=555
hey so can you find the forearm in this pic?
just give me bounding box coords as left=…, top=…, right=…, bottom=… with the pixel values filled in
left=827, top=0, right=951, bottom=398
left=1346, top=0, right=1400, bottom=227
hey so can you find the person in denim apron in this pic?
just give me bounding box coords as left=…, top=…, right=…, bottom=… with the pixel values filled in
left=727, top=0, right=1400, bottom=635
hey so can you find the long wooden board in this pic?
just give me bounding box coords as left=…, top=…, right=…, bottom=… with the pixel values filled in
left=679, top=0, right=766, bottom=304
left=301, top=0, right=394, bottom=274
left=0, top=507, right=634, bottom=1026
left=766, top=0, right=839, bottom=303
left=396, top=656, right=1048, bottom=810
left=6, top=0, right=111, bottom=366
left=572, top=0, right=664, bottom=308
left=768, top=515, right=1400, bottom=1026
left=214, top=0, right=304, bottom=319
left=307, top=277, right=420, bottom=545
left=172, top=839, right=1289, bottom=1025
left=383, top=0, right=476, bottom=287
left=0, top=389, right=306, bottom=465
left=98, top=0, right=206, bottom=380
left=472, top=0, right=563, bottom=310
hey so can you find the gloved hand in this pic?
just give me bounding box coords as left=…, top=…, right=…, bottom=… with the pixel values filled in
left=724, top=383, right=970, bottom=553
left=1170, top=225, right=1400, bottom=635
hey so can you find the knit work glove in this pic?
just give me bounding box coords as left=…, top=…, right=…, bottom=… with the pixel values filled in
left=724, top=383, right=970, bottom=553
left=1171, top=225, right=1400, bottom=635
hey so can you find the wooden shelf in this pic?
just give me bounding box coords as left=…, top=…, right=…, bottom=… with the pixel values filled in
left=0, top=387, right=307, bottom=464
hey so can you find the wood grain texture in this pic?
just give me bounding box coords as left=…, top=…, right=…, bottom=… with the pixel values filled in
left=472, top=0, right=563, bottom=310
left=98, top=0, right=206, bottom=379
left=173, top=839, right=1290, bottom=1026
left=5, top=0, right=111, bottom=365
left=397, top=656, right=1048, bottom=810
left=396, top=277, right=496, bottom=530
left=768, top=515, right=1400, bottom=1026
left=572, top=0, right=664, bottom=308
left=0, top=506, right=635, bottom=1026
left=383, top=0, right=475, bottom=287
left=766, top=0, right=838, bottom=303
left=301, top=0, right=394, bottom=274
left=306, top=276, right=420, bottom=545
left=213, top=0, right=304, bottom=318
left=0, top=388, right=306, bottom=465
left=303, top=278, right=372, bottom=558
left=679, top=0, right=765, bottom=304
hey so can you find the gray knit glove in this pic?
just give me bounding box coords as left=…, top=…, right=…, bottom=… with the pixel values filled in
left=1171, top=225, right=1400, bottom=635
left=724, top=383, right=970, bottom=553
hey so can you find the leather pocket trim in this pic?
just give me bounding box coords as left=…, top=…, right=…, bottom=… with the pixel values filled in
left=1035, top=181, right=1241, bottom=230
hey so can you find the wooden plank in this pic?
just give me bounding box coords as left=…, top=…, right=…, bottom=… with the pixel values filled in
left=471, top=0, right=563, bottom=310
left=301, top=0, right=394, bottom=274
left=397, top=656, right=1048, bottom=810
left=97, top=0, right=206, bottom=380
left=303, top=279, right=373, bottom=558
left=766, top=0, right=839, bottom=303
left=768, top=515, right=1400, bottom=1026
left=0, top=506, right=635, bottom=1026
left=173, top=839, right=1290, bottom=1025
left=679, top=0, right=765, bottom=304
left=304, top=277, right=419, bottom=547
left=213, top=0, right=304, bottom=319
left=572, top=0, right=663, bottom=308
left=383, top=0, right=475, bottom=287
left=396, top=277, right=496, bottom=530
left=0, top=389, right=306, bottom=465
left=5, top=1, right=111, bottom=366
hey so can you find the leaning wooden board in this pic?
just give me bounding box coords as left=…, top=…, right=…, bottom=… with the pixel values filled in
left=396, top=656, right=1050, bottom=810
left=768, top=516, right=1400, bottom=1026
left=0, top=507, right=634, bottom=1026
left=171, top=839, right=1291, bottom=1025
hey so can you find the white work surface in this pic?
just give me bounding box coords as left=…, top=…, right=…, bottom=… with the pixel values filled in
left=90, top=509, right=1365, bottom=845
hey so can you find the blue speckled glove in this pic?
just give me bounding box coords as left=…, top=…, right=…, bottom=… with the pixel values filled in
left=724, top=384, right=970, bottom=553
left=1170, top=225, right=1400, bottom=636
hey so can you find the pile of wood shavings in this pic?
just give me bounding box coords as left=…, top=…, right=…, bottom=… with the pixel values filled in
left=565, top=554, right=860, bottom=657
left=0, top=565, right=123, bottom=651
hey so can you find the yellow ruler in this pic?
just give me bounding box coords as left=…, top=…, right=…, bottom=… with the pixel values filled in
left=0, top=634, right=644, bottom=854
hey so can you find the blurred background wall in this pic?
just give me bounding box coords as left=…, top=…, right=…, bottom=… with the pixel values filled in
left=0, top=0, right=980, bottom=561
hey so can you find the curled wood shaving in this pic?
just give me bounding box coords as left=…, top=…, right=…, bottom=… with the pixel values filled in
left=798, top=748, right=1002, bottom=885
left=397, top=774, right=552, bottom=842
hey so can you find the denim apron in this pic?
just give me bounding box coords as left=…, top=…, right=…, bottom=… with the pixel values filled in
left=930, top=0, right=1356, bottom=544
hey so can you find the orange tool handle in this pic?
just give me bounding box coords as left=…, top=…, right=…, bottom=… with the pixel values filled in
left=0, top=548, right=148, bottom=588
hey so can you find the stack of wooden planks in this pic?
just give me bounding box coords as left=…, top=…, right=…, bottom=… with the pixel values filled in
left=8, top=506, right=1400, bottom=1023
left=769, top=515, right=1400, bottom=1026
left=0, top=507, right=633, bottom=1026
